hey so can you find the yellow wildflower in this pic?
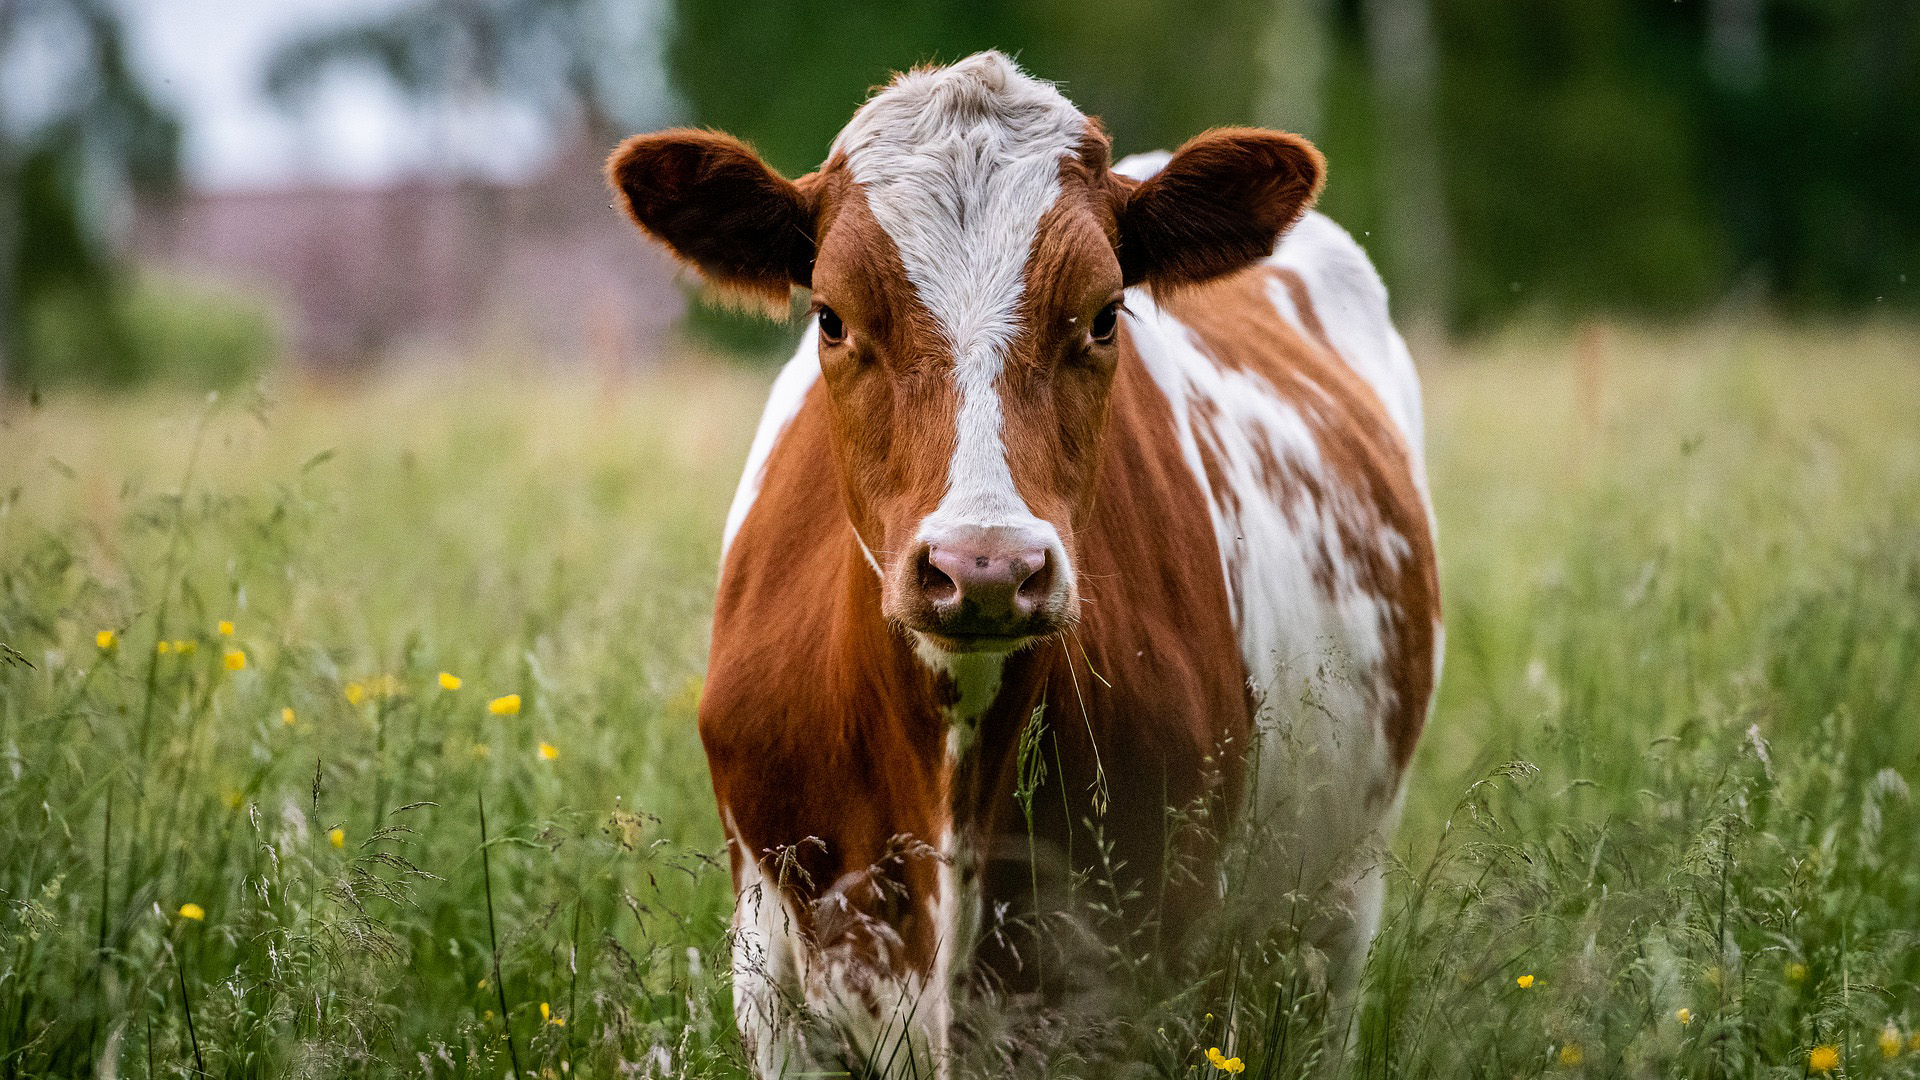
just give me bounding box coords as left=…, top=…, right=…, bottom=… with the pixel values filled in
left=1516, top=974, right=1535, bottom=989
left=96, top=629, right=116, bottom=649
left=489, top=693, right=521, bottom=715
left=177, top=903, right=205, bottom=921
left=1559, top=1044, right=1583, bottom=1067
left=175, top=640, right=195, bottom=655
left=541, top=1002, right=556, bottom=1024
left=344, top=682, right=366, bottom=706
left=1910, top=1032, right=1920, bottom=1053
left=224, top=790, right=243, bottom=810
left=218, top=620, right=234, bottom=637
left=282, top=706, right=297, bottom=726
left=1203, top=1048, right=1244, bottom=1075
left=156, top=641, right=171, bottom=655
left=439, top=671, right=462, bottom=691
left=1786, top=961, right=1808, bottom=983
left=329, top=827, right=346, bottom=849
left=223, top=649, right=246, bottom=671
left=1205, top=1047, right=1244, bottom=1072
left=1675, top=1008, right=1693, bottom=1026
left=478, top=977, right=489, bottom=990
left=1879, top=1025, right=1902, bottom=1060
left=1809, top=1045, right=1840, bottom=1073
left=538, top=741, right=559, bottom=762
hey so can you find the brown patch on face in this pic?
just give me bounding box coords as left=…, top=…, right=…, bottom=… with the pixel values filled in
left=1161, top=266, right=1440, bottom=772
left=806, top=181, right=957, bottom=575
left=992, top=137, right=1131, bottom=556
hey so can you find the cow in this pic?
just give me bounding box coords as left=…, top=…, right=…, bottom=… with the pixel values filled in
left=607, top=50, right=1441, bottom=1079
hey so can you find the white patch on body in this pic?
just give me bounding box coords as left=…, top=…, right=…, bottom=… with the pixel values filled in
left=833, top=51, right=1081, bottom=579
left=1119, top=203, right=1440, bottom=981
left=728, top=810, right=948, bottom=1079
left=721, top=324, right=821, bottom=560
left=1269, top=212, right=1429, bottom=481
left=726, top=811, right=811, bottom=1080
left=1114, top=151, right=1423, bottom=474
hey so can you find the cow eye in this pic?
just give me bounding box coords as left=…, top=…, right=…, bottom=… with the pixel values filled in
left=1090, top=301, right=1120, bottom=344
left=817, top=306, right=846, bottom=344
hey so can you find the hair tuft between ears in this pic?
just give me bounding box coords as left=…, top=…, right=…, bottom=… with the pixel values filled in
left=1117, top=128, right=1325, bottom=292
left=605, top=129, right=819, bottom=316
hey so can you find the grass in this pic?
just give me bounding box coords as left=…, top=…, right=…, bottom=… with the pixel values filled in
left=1, top=320, right=1917, bottom=1078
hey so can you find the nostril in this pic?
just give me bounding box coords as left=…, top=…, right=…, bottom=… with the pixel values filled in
left=917, top=548, right=958, bottom=605
left=1012, top=549, right=1052, bottom=611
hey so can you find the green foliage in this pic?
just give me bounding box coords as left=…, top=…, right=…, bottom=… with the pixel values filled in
left=660, top=0, right=1920, bottom=332
left=1, top=324, right=1917, bottom=1076
left=14, top=273, right=279, bottom=390
left=665, top=0, right=1275, bottom=178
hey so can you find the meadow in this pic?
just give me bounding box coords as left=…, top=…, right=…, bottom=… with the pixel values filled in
left=2, top=321, right=1917, bottom=1078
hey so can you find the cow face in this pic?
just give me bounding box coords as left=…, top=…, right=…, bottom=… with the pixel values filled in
left=608, top=51, right=1322, bottom=1078
left=609, top=56, right=1322, bottom=663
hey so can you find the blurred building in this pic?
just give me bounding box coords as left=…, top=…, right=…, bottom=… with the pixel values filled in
left=128, top=145, right=685, bottom=371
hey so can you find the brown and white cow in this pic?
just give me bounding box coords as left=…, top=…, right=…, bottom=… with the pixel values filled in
left=608, top=51, right=1440, bottom=1079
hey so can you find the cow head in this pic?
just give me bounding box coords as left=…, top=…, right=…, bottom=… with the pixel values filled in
left=609, top=50, right=1322, bottom=1078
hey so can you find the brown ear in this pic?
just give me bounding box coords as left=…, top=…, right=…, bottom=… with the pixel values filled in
left=606, top=129, right=818, bottom=310
left=1116, top=128, right=1325, bottom=289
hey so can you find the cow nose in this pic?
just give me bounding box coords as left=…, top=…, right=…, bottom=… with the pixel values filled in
left=919, top=542, right=1052, bottom=629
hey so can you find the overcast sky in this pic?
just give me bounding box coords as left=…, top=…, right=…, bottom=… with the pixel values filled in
left=122, top=0, right=577, bottom=190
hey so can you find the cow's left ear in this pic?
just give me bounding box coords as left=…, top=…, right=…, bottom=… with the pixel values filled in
left=607, top=129, right=821, bottom=312
left=1114, top=128, right=1325, bottom=289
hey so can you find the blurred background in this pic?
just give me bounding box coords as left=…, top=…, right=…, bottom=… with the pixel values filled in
left=1, top=0, right=1916, bottom=389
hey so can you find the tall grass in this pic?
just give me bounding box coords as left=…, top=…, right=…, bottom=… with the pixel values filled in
left=1, top=322, right=1916, bottom=1077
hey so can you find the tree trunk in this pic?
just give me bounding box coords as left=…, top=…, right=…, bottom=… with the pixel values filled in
left=1362, top=0, right=1454, bottom=349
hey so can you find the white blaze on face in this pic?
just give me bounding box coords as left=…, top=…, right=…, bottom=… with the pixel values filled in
left=833, top=51, right=1083, bottom=553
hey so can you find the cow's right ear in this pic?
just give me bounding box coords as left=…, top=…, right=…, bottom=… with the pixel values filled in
left=606, top=130, right=819, bottom=311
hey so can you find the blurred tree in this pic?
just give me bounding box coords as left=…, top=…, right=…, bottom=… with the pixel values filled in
left=1699, top=0, right=1920, bottom=312
left=1359, top=0, right=1453, bottom=342
left=0, top=0, right=181, bottom=386
left=1416, top=0, right=1731, bottom=326
left=264, top=0, right=676, bottom=164
left=266, top=0, right=1920, bottom=345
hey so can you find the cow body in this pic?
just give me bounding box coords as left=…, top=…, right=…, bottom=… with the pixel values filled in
left=607, top=51, right=1439, bottom=1079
